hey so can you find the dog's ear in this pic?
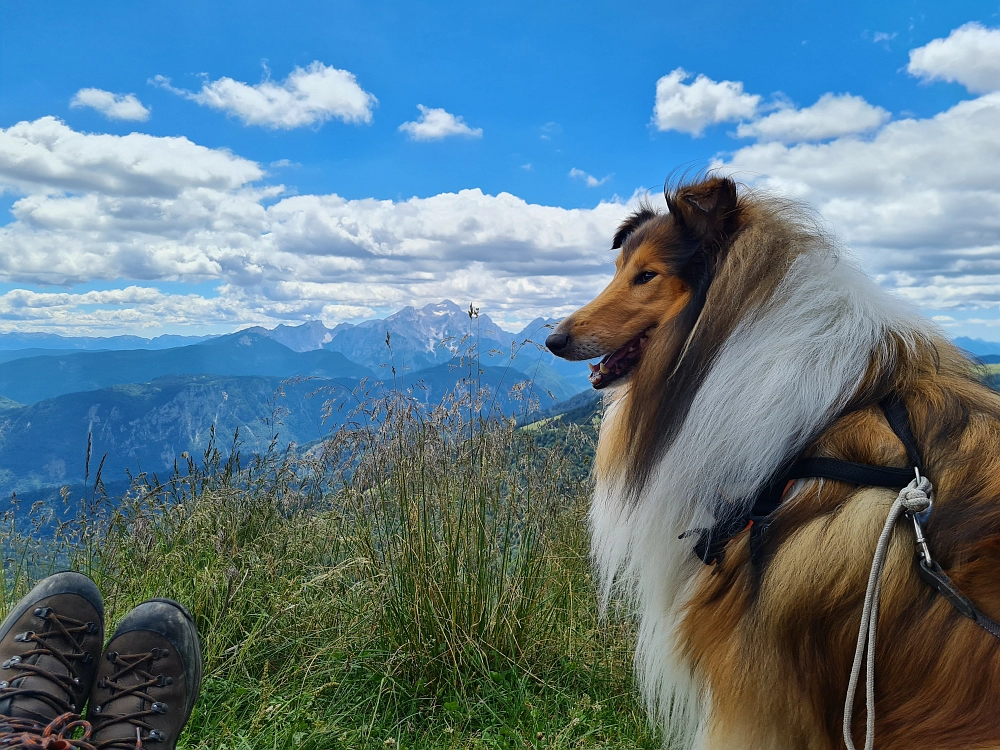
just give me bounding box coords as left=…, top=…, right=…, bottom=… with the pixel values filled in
left=666, top=177, right=741, bottom=249
left=612, top=206, right=658, bottom=250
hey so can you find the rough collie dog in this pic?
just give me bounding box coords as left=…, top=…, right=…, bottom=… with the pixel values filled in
left=546, top=176, right=1000, bottom=750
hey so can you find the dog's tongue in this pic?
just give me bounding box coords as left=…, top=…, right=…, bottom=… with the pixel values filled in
left=603, top=343, right=631, bottom=368
left=588, top=333, right=647, bottom=388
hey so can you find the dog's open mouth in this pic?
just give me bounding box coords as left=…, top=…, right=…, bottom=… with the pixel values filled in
left=588, top=330, right=652, bottom=390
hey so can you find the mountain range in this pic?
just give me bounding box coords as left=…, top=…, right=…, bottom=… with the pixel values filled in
left=1, top=301, right=998, bottom=499
left=0, top=302, right=586, bottom=496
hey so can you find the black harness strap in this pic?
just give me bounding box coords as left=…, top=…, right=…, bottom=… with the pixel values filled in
left=688, top=398, right=919, bottom=565
left=918, top=558, right=1000, bottom=639
left=683, top=393, right=1000, bottom=640
left=879, top=394, right=924, bottom=473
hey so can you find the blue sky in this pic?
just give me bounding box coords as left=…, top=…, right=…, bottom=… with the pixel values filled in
left=2, top=0, right=1000, bottom=339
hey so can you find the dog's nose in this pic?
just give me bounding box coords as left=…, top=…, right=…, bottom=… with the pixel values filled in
left=545, top=332, right=570, bottom=354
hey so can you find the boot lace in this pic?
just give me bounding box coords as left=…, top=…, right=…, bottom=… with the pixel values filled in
left=0, top=712, right=96, bottom=749
left=0, top=610, right=97, bottom=723
left=90, top=650, right=169, bottom=750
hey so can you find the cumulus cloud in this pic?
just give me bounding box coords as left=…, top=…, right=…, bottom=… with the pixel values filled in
left=398, top=105, right=482, bottom=141
left=0, top=118, right=626, bottom=331
left=0, top=116, right=261, bottom=196
left=152, top=62, right=377, bottom=129
left=69, top=89, right=150, bottom=121
left=908, top=23, right=1000, bottom=93
left=652, top=68, right=760, bottom=135
left=569, top=168, right=610, bottom=187
left=0, top=286, right=264, bottom=331
left=721, top=90, right=1000, bottom=309
left=736, top=93, right=890, bottom=143
left=10, top=31, right=1000, bottom=338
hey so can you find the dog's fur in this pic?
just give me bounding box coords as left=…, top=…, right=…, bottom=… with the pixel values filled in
left=549, top=176, right=1000, bottom=749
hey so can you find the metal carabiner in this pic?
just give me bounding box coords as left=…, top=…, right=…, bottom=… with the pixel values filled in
left=910, top=467, right=933, bottom=564
left=911, top=513, right=933, bottom=565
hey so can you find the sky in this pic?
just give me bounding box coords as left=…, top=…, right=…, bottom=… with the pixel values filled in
left=2, top=0, right=1000, bottom=339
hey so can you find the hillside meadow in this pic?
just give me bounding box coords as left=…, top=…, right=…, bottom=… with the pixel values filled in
left=0, top=380, right=659, bottom=749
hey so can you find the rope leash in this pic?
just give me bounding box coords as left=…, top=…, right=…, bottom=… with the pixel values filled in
left=842, top=470, right=932, bottom=750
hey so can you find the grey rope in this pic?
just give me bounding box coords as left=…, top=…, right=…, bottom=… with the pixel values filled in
left=843, top=472, right=933, bottom=750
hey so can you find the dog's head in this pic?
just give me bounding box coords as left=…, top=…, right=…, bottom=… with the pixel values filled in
left=546, top=176, right=742, bottom=390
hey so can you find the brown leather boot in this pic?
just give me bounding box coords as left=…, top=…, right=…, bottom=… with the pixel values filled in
left=87, top=600, right=202, bottom=750
left=0, top=571, right=105, bottom=746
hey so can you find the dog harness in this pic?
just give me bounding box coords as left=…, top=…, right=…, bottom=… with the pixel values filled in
left=683, top=394, right=1000, bottom=640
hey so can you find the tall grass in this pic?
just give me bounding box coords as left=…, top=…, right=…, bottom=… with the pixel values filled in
left=0, top=370, right=657, bottom=748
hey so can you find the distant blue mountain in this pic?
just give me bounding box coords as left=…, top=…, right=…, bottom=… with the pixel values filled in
left=0, top=302, right=592, bottom=495
left=249, top=301, right=590, bottom=393
left=0, top=331, right=210, bottom=351
left=954, top=337, right=1000, bottom=357
left=0, top=332, right=373, bottom=404
left=0, top=357, right=574, bottom=494
left=0, top=374, right=360, bottom=494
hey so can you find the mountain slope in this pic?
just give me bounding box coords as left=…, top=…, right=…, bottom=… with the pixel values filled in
left=0, top=332, right=372, bottom=404
left=0, top=355, right=569, bottom=493
left=0, top=374, right=360, bottom=493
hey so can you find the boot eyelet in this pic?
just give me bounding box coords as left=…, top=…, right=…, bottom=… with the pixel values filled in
left=93, top=705, right=102, bottom=715
left=151, top=702, right=168, bottom=714
left=148, top=730, right=166, bottom=742
left=2, top=656, right=21, bottom=669
left=155, top=674, right=173, bottom=686
left=86, top=622, right=99, bottom=634
left=0, top=681, right=8, bottom=689
left=33, top=607, right=52, bottom=618
left=152, top=648, right=170, bottom=659
left=98, top=678, right=107, bottom=688
left=13, top=631, right=34, bottom=643
left=81, top=652, right=92, bottom=664
left=105, top=651, right=118, bottom=662
left=73, top=677, right=80, bottom=686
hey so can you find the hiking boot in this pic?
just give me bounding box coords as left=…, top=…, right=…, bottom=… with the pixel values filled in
left=0, top=571, right=104, bottom=729
left=87, top=600, right=202, bottom=750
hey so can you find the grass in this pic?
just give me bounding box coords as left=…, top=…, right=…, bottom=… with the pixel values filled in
left=0, top=379, right=658, bottom=749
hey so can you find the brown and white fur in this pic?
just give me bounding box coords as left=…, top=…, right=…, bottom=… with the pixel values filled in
left=547, top=176, right=1000, bottom=749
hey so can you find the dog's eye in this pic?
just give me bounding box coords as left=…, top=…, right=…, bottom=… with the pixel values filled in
left=634, top=271, right=657, bottom=285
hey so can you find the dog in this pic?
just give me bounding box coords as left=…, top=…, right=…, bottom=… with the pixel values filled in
left=546, top=175, right=1000, bottom=749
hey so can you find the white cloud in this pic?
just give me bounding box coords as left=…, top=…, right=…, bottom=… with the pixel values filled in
left=0, top=286, right=262, bottom=332
left=398, top=105, right=482, bottom=141
left=11, top=48, right=1000, bottom=338
left=69, top=89, right=150, bottom=121
left=0, top=116, right=261, bottom=196
left=152, top=62, right=377, bottom=129
left=908, top=23, right=1000, bottom=93
left=736, top=93, right=890, bottom=143
left=652, top=68, right=760, bottom=136
left=569, top=168, right=610, bottom=187
left=873, top=31, right=897, bottom=44
left=721, top=89, right=1000, bottom=309
left=0, top=118, right=626, bottom=332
